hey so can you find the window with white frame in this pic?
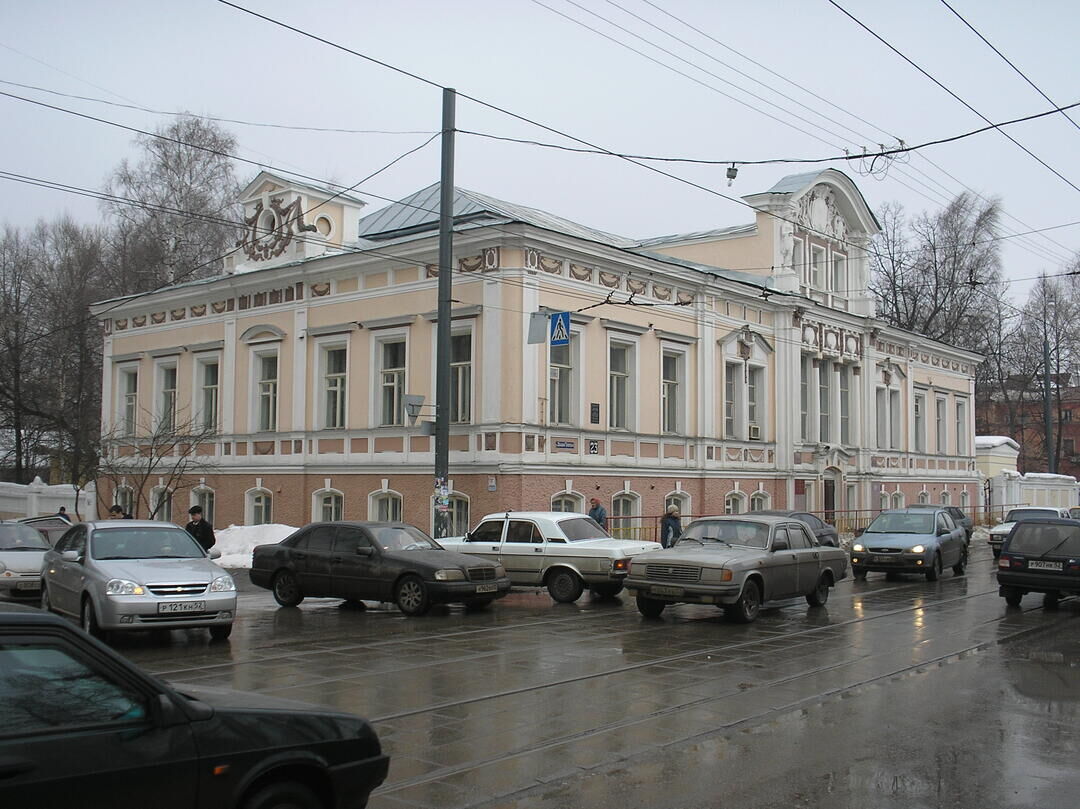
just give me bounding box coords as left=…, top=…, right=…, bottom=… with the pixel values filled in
left=913, top=391, right=927, bottom=453
left=941, top=490, right=951, bottom=505
left=250, top=490, right=272, bottom=525
left=661, top=350, right=683, bottom=434
left=955, top=399, right=967, bottom=455
left=875, top=387, right=887, bottom=448
left=831, top=253, right=846, bottom=294
left=838, top=364, right=851, bottom=444
left=879, top=491, right=890, bottom=511
left=115, top=486, right=134, bottom=518
left=373, top=491, right=402, bottom=522
left=256, top=352, right=278, bottom=432
left=750, top=492, right=769, bottom=511
left=892, top=492, right=905, bottom=509
left=552, top=494, right=582, bottom=513
left=960, top=490, right=969, bottom=509
left=151, top=487, right=172, bottom=522
left=323, top=346, right=347, bottom=429
left=889, top=389, right=901, bottom=449
left=609, top=341, right=633, bottom=430
left=800, top=355, right=811, bottom=441
left=747, top=366, right=764, bottom=438
left=611, top=493, right=638, bottom=539
left=665, top=492, right=690, bottom=517
left=450, top=333, right=471, bottom=424
left=158, top=363, right=177, bottom=432
left=725, top=492, right=746, bottom=514
left=447, top=495, right=470, bottom=536
left=724, top=362, right=742, bottom=438
left=792, top=237, right=805, bottom=281
left=917, top=491, right=930, bottom=505
left=810, top=245, right=825, bottom=288
left=119, top=367, right=138, bottom=436
left=317, top=490, right=343, bottom=521
left=819, top=360, right=832, bottom=442
left=936, top=396, right=948, bottom=453
left=198, top=359, right=219, bottom=433
left=192, top=488, right=215, bottom=526
left=549, top=335, right=577, bottom=425
left=380, top=341, right=406, bottom=426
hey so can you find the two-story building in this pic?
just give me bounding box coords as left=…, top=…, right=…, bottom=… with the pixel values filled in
left=91, top=169, right=981, bottom=533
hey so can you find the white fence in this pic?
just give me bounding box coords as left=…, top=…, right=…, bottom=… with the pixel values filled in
left=987, top=470, right=1079, bottom=512
left=0, top=477, right=97, bottom=520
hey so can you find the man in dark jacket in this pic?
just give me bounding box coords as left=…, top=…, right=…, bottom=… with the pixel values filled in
left=185, top=505, right=216, bottom=552
left=588, top=497, right=608, bottom=530
left=660, top=505, right=682, bottom=548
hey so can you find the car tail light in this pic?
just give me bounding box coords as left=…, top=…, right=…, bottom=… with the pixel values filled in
left=998, top=556, right=1010, bottom=569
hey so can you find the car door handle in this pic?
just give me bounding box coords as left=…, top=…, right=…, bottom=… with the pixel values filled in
left=294, top=552, right=307, bottom=559
left=490, top=546, right=499, bottom=551
left=534, top=548, right=543, bottom=553
left=0, top=756, right=36, bottom=779
left=331, top=555, right=343, bottom=564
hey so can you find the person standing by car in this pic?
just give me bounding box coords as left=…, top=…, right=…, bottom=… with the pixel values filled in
left=660, top=505, right=682, bottom=548
left=588, top=497, right=608, bottom=530
left=107, top=504, right=133, bottom=519
left=185, top=505, right=216, bottom=551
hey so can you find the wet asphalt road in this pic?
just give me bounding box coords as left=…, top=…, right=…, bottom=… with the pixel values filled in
left=114, top=542, right=1080, bottom=809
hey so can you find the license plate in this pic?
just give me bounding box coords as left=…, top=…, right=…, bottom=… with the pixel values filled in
left=1028, top=560, right=1063, bottom=571
left=16, top=580, right=40, bottom=590
left=651, top=585, right=684, bottom=596
left=475, top=583, right=498, bottom=593
left=158, top=601, right=205, bottom=614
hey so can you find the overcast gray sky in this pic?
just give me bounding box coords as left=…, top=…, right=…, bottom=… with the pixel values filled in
left=2, top=0, right=1077, bottom=301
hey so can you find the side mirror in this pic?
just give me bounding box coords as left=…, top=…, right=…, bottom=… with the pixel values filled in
left=463, top=532, right=473, bottom=542
left=937, top=527, right=949, bottom=537
left=208, top=548, right=222, bottom=560
left=854, top=528, right=865, bottom=537
left=355, top=546, right=374, bottom=557
left=61, top=550, right=81, bottom=562
left=772, top=539, right=789, bottom=552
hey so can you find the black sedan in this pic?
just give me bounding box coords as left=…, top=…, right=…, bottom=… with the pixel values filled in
left=997, top=518, right=1080, bottom=609
left=0, top=602, right=388, bottom=809
left=250, top=521, right=512, bottom=616
left=754, top=510, right=840, bottom=547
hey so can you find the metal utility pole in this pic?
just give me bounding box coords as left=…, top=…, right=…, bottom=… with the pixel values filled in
left=433, top=88, right=456, bottom=536
left=1043, top=332, right=1056, bottom=474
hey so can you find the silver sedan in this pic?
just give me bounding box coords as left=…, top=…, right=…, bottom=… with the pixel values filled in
left=0, top=522, right=51, bottom=599
left=42, top=520, right=236, bottom=641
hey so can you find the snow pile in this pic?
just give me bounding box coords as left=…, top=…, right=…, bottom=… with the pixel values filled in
left=214, top=523, right=297, bottom=569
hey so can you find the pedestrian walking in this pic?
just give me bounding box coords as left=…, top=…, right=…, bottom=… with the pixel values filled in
left=185, top=505, right=216, bottom=552
left=588, top=497, right=608, bottom=530
left=660, top=505, right=682, bottom=548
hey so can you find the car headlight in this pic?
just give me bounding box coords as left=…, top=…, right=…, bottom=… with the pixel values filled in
left=494, top=564, right=506, bottom=578
left=910, top=545, right=926, bottom=554
left=852, top=543, right=864, bottom=553
left=611, top=558, right=631, bottom=572
left=106, top=579, right=145, bottom=596
left=434, top=569, right=466, bottom=581
left=209, top=575, right=236, bottom=592
left=700, top=567, right=734, bottom=583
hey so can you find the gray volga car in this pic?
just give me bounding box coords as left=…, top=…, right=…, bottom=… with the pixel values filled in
left=41, top=520, right=236, bottom=641
left=625, top=514, right=849, bottom=622
left=0, top=522, right=52, bottom=599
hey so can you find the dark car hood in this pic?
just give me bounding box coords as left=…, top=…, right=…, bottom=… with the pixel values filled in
left=390, top=548, right=497, bottom=569
left=171, top=682, right=338, bottom=714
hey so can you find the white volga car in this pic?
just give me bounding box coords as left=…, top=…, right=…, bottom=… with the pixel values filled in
left=440, top=512, right=660, bottom=602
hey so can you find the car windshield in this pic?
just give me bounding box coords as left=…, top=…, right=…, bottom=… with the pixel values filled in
left=1004, top=509, right=1057, bottom=523
left=677, top=520, right=770, bottom=549
left=1007, top=524, right=1080, bottom=557
left=90, top=528, right=204, bottom=560
left=0, top=524, right=51, bottom=551
left=373, top=526, right=441, bottom=551
left=866, top=513, right=934, bottom=534
left=559, top=517, right=613, bottom=541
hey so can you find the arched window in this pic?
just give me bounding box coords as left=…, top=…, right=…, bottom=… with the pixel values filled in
left=879, top=492, right=890, bottom=511
left=750, top=492, right=770, bottom=512
left=191, top=487, right=215, bottom=526
left=665, top=492, right=690, bottom=519
left=150, top=487, right=173, bottom=522
left=315, top=489, right=344, bottom=522
left=611, top=493, right=639, bottom=539
left=960, top=490, right=970, bottom=509
left=447, top=495, right=470, bottom=536
left=917, top=491, right=930, bottom=505
left=114, top=486, right=134, bottom=518
left=371, top=491, right=402, bottom=522
left=248, top=489, right=273, bottom=525
left=891, top=492, right=905, bottom=509
left=940, top=490, right=951, bottom=505
left=552, top=493, right=583, bottom=513
left=725, top=492, right=746, bottom=515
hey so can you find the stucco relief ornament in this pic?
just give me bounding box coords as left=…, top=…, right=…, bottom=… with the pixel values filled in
left=238, top=197, right=317, bottom=261
left=796, top=186, right=847, bottom=242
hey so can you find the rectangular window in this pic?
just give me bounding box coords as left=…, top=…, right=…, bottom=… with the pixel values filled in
left=159, top=365, right=177, bottom=432
left=380, top=341, right=406, bottom=426
left=831, top=254, right=846, bottom=294
left=955, top=399, right=967, bottom=455
left=800, top=355, right=810, bottom=441
left=252, top=493, right=272, bottom=525
left=324, top=347, right=347, bottom=429
left=1065, top=438, right=1076, bottom=455
left=913, top=392, right=926, bottom=453
left=200, top=361, right=219, bottom=432
left=875, top=388, right=887, bottom=448
left=838, top=364, right=850, bottom=444
left=549, top=338, right=575, bottom=425
left=810, top=245, right=825, bottom=288
left=195, top=490, right=215, bottom=526
left=609, top=343, right=630, bottom=429
left=890, top=389, right=901, bottom=449
left=819, top=360, right=831, bottom=442
left=120, top=369, right=138, bottom=436
left=936, top=397, right=947, bottom=453
left=792, top=238, right=805, bottom=283
left=257, top=354, right=278, bottom=432
left=661, top=351, right=681, bottom=433
left=450, top=334, right=471, bottom=424
left=748, top=366, right=763, bottom=432
left=724, top=362, right=741, bottom=438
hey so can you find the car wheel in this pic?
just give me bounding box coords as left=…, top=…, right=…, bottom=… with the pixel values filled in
left=852, top=567, right=867, bottom=580
left=395, top=575, right=431, bottom=616
left=925, top=553, right=942, bottom=582
left=952, top=547, right=967, bottom=576
left=590, top=582, right=625, bottom=599
left=271, top=570, right=304, bottom=607
left=730, top=579, right=761, bottom=623
left=241, top=780, right=321, bottom=809
left=806, top=574, right=830, bottom=607
left=1044, top=592, right=1061, bottom=611
left=636, top=595, right=666, bottom=618
left=209, top=624, right=233, bottom=642
left=81, top=598, right=105, bottom=640
left=1003, top=587, right=1023, bottom=607
left=546, top=569, right=585, bottom=603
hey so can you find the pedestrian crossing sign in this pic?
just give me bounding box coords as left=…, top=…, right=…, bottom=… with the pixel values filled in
left=550, top=311, right=570, bottom=346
